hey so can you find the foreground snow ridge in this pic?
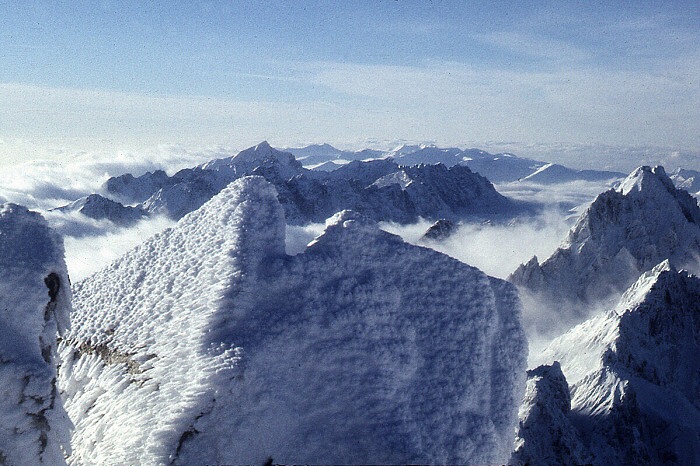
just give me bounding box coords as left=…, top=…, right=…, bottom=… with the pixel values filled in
left=0, top=204, right=72, bottom=464
left=59, top=176, right=527, bottom=464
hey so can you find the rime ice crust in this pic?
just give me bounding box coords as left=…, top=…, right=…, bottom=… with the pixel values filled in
left=521, top=262, right=700, bottom=464
left=510, top=165, right=700, bottom=332
left=59, top=177, right=526, bottom=465
left=0, top=204, right=72, bottom=465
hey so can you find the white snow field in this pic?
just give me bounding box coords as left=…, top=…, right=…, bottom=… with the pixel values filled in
left=58, top=176, right=527, bottom=464
left=518, top=261, right=700, bottom=464
left=0, top=204, right=72, bottom=464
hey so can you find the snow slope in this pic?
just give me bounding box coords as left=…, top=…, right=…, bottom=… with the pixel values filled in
left=670, top=167, right=700, bottom=196
left=0, top=204, right=72, bottom=464
left=59, top=176, right=526, bottom=465
left=510, top=166, right=700, bottom=333
left=520, top=262, right=700, bottom=464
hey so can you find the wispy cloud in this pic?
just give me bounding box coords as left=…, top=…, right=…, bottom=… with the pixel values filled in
left=473, top=31, right=593, bottom=64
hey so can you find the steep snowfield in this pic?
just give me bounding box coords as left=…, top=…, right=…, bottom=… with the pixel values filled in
left=59, top=176, right=527, bottom=464
left=510, top=166, right=700, bottom=335
left=0, top=204, right=72, bottom=464
left=519, top=262, right=700, bottom=464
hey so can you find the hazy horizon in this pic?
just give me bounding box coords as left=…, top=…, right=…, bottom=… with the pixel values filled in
left=1, top=1, right=698, bottom=169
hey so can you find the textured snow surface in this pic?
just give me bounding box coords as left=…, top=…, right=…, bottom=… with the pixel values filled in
left=511, top=165, right=700, bottom=334
left=59, top=176, right=527, bottom=465
left=522, top=262, right=700, bottom=464
left=0, top=204, right=72, bottom=464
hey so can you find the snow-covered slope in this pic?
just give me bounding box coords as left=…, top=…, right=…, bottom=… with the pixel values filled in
left=103, top=169, right=174, bottom=205
left=520, top=262, right=700, bottom=464
left=460, top=150, right=547, bottom=183
left=59, top=176, right=527, bottom=465
left=670, top=167, right=700, bottom=196
left=0, top=204, right=72, bottom=464
left=510, top=166, right=700, bottom=332
left=54, top=194, right=147, bottom=226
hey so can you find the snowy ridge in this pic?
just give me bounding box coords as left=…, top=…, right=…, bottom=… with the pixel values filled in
left=520, top=162, right=624, bottom=184
left=0, top=204, right=72, bottom=464
left=510, top=362, right=591, bottom=466
left=59, top=177, right=285, bottom=464
left=94, top=143, right=520, bottom=226
left=54, top=194, right=147, bottom=226
left=520, top=262, right=700, bottom=464
left=59, top=177, right=526, bottom=464
left=510, top=165, right=700, bottom=333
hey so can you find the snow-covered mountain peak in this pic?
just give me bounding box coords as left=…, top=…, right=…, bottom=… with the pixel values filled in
left=201, top=142, right=303, bottom=180
left=519, top=264, right=700, bottom=464
left=618, top=165, right=674, bottom=195
left=615, top=259, right=673, bottom=314
left=511, top=165, right=700, bottom=334
left=59, top=176, right=527, bottom=464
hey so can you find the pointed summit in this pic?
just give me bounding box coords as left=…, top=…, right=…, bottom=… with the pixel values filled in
left=510, top=165, right=700, bottom=334
left=59, top=177, right=526, bottom=465
left=522, top=264, right=700, bottom=464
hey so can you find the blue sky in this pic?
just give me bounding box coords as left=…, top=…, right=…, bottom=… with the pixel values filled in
left=0, top=1, right=698, bottom=167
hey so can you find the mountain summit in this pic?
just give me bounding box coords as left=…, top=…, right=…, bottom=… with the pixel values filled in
left=516, top=262, right=700, bottom=464
left=59, top=176, right=526, bottom=464
left=510, top=166, right=700, bottom=333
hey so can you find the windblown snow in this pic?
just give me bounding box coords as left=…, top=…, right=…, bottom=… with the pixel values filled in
left=0, top=204, right=72, bottom=465
left=58, top=176, right=527, bottom=464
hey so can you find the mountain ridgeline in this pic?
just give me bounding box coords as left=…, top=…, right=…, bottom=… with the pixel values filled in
left=58, top=177, right=527, bottom=464
left=510, top=166, right=700, bottom=334
left=94, top=142, right=519, bottom=225
left=58, top=142, right=631, bottom=228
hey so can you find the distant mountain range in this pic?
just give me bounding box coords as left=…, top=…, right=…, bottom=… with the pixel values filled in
left=53, top=142, right=639, bottom=229
left=289, top=143, right=626, bottom=184
left=58, top=142, right=533, bottom=227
